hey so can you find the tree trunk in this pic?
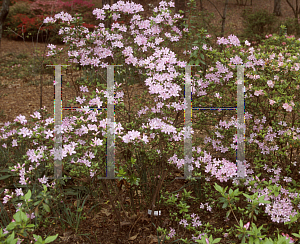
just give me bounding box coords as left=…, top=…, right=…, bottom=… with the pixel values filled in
left=199, top=0, right=203, bottom=11
left=273, top=0, right=282, bottom=16
left=286, top=0, right=300, bottom=19
left=221, top=0, right=229, bottom=37
left=207, top=0, right=229, bottom=37
left=0, top=0, right=10, bottom=50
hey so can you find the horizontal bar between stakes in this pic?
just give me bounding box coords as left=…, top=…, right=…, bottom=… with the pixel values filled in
left=192, top=107, right=237, bottom=110
left=62, top=107, right=237, bottom=111
left=62, top=107, right=107, bottom=110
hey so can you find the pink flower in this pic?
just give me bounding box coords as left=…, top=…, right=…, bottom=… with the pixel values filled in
left=282, top=233, right=295, bottom=242
left=244, top=222, right=250, bottom=230
left=206, top=237, right=209, bottom=244
left=254, top=90, right=264, bottom=96
left=269, top=99, right=276, bottom=105
left=283, top=103, right=293, bottom=112
left=282, top=42, right=286, bottom=45
left=267, top=80, right=274, bottom=88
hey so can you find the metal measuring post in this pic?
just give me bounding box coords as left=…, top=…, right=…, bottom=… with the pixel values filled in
left=176, top=64, right=251, bottom=184
left=46, top=64, right=71, bottom=180
left=47, top=64, right=123, bottom=180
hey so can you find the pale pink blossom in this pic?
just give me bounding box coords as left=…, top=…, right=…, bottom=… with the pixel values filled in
left=267, top=80, right=274, bottom=88
left=244, top=222, right=250, bottom=230
left=254, top=90, right=264, bottom=96
left=283, top=103, right=293, bottom=112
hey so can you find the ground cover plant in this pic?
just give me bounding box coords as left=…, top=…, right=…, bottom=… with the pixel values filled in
left=0, top=0, right=300, bottom=243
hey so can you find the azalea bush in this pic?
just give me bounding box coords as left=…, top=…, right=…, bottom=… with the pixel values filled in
left=3, top=0, right=97, bottom=42
left=0, top=0, right=300, bottom=243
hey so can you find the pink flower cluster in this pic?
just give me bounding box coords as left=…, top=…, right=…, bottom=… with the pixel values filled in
left=282, top=233, right=295, bottom=243
left=217, top=34, right=240, bottom=46
left=265, top=34, right=273, bottom=39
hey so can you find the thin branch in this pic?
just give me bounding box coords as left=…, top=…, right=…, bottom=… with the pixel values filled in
left=206, top=0, right=224, bottom=18
left=286, top=0, right=297, bottom=17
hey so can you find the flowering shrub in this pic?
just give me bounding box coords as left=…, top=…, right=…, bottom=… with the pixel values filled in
left=3, top=0, right=96, bottom=42
left=4, top=12, right=55, bottom=41
left=1, top=0, right=300, bottom=242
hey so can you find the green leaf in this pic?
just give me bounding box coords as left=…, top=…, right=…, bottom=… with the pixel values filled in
left=20, top=211, right=28, bottom=222
left=200, top=59, right=206, bottom=65
left=214, top=183, right=223, bottom=193
left=249, top=236, right=254, bottom=244
left=43, top=203, right=51, bottom=213
left=243, top=193, right=251, bottom=199
left=292, top=232, right=300, bottom=238
left=5, top=231, right=18, bottom=244
left=13, top=211, right=21, bottom=223
left=34, top=200, right=42, bottom=206
left=33, top=234, right=43, bottom=243
left=6, top=222, right=17, bottom=231
left=212, top=238, right=221, bottom=243
left=24, top=189, right=31, bottom=201
left=0, top=175, right=11, bottom=180
left=45, top=234, right=58, bottom=243
left=26, top=224, right=35, bottom=228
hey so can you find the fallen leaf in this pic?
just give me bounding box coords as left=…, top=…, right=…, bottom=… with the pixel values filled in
left=129, top=214, right=137, bottom=220
left=92, top=213, right=101, bottom=220
left=147, top=234, right=158, bottom=243
left=120, top=221, right=131, bottom=227
left=128, top=233, right=138, bottom=241
left=100, top=208, right=111, bottom=216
